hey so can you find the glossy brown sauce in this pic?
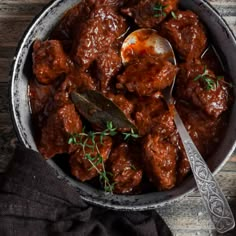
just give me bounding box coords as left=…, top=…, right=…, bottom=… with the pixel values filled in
left=29, top=0, right=233, bottom=194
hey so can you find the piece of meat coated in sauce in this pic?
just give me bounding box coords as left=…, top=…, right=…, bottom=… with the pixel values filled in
left=73, top=6, right=127, bottom=70
left=162, top=10, right=207, bottom=61
left=176, top=101, right=226, bottom=157
left=51, top=0, right=92, bottom=40
left=152, top=106, right=176, bottom=138
left=54, top=68, right=96, bottom=108
left=69, top=136, right=112, bottom=182
left=38, top=104, right=82, bottom=159
left=108, top=143, right=143, bottom=194
left=94, top=47, right=122, bottom=92
left=117, top=57, right=178, bottom=96
left=143, top=134, right=177, bottom=190
left=105, top=93, right=135, bottom=121
left=168, top=131, right=190, bottom=183
left=29, top=78, right=55, bottom=115
left=151, top=106, right=189, bottom=183
left=135, top=96, right=189, bottom=184
left=134, top=95, right=167, bottom=136
left=121, top=0, right=178, bottom=28
left=87, top=0, right=129, bottom=8
left=33, top=40, right=72, bottom=85
left=176, top=61, right=229, bottom=118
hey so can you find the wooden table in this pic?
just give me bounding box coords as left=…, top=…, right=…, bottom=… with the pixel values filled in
left=0, top=0, right=235, bottom=235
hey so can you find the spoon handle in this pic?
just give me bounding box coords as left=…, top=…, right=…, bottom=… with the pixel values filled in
left=174, top=109, right=235, bottom=234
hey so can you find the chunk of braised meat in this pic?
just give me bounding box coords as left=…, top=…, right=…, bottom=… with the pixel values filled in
left=176, top=101, right=226, bottom=157
left=117, top=57, right=178, bottom=96
left=134, top=95, right=167, bottom=136
left=54, top=68, right=96, bottom=108
left=121, top=0, right=178, bottom=28
left=116, top=57, right=177, bottom=96
left=38, top=104, right=82, bottom=159
left=162, top=10, right=207, bottom=61
left=143, top=134, right=177, bottom=190
left=153, top=106, right=176, bottom=138
left=73, top=6, right=127, bottom=70
left=33, top=40, right=72, bottom=84
left=51, top=0, right=92, bottom=40
left=105, top=93, right=135, bottom=121
left=54, top=77, right=76, bottom=108
left=69, top=136, right=112, bottom=181
left=136, top=97, right=189, bottom=184
left=175, top=61, right=229, bottom=118
left=168, top=131, right=190, bottom=183
left=29, top=78, right=55, bottom=115
left=176, top=144, right=190, bottom=183
left=151, top=106, right=190, bottom=183
left=87, top=0, right=128, bottom=8
left=94, top=48, right=122, bottom=92
left=108, top=143, right=143, bottom=194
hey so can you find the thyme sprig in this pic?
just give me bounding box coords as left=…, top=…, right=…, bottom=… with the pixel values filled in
left=153, top=3, right=168, bottom=17
left=193, top=66, right=218, bottom=91
left=68, top=121, right=139, bottom=193
left=216, top=76, right=234, bottom=88
left=193, top=66, right=234, bottom=91
left=171, top=11, right=177, bottom=19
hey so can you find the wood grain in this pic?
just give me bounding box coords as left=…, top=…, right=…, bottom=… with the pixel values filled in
left=0, top=1, right=236, bottom=235
left=159, top=197, right=236, bottom=235
left=0, top=2, right=46, bottom=17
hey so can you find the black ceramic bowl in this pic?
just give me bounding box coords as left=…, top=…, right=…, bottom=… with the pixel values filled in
left=9, top=0, right=236, bottom=210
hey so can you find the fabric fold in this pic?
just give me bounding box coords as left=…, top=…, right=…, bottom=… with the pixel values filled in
left=0, top=145, right=172, bottom=236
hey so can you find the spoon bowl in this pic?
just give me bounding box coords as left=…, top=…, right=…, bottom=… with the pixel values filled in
left=121, top=29, right=176, bottom=65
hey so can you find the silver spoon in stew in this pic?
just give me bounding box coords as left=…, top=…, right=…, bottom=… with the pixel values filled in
left=121, top=28, right=235, bottom=234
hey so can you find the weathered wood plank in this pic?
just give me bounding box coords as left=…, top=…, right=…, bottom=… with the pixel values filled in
left=2, top=0, right=234, bottom=5
left=157, top=196, right=236, bottom=235
left=0, top=46, right=15, bottom=59
left=0, top=3, right=46, bottom=17
left=0, top=17, right=33, bottom=47
left=190, top=172, right=236, bottom=197
left=0, top=59, right=12, bottom=83
left=0, top=84, right=9, bottom=113
left=0, top=113, right=16, bottom=172
left=209, top=0, right=236, bottom=4
left=3, top=0, right=50, bottom=4
left=222, top=161, right=236, bottom=171
left=224, top=16, right=236, bottom=34
left=213, top=5, right=236, bottom=16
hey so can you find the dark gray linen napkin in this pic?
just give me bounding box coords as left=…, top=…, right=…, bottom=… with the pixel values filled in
left=0, top=145, right=172, bottom=236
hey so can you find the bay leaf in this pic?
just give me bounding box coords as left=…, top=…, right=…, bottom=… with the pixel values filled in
left=71, top=90, right=136, bottom=130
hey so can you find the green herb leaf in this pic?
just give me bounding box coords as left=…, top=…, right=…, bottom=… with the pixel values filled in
left=153, top=3, right=168, bottom=18
left=130, top=164, right=137, bottom=171
left=193, top=66, right=218, bottom=91
left=123, top=128, right=140, bottom=140
left=171, top=11, right=177, bottom=19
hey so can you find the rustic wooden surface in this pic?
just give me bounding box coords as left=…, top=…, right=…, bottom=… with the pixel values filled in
left=0, top=0, right=235, bottom=235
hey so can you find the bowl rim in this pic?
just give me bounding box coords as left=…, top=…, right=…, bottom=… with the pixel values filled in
left=9, top=0, right=236, bottom=210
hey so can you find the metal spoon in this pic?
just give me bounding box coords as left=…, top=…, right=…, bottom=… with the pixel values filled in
left=121, top=29, right=235, bottom=234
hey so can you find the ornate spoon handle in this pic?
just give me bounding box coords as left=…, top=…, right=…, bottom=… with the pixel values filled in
left=174, top=109, right=235, bottom=234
